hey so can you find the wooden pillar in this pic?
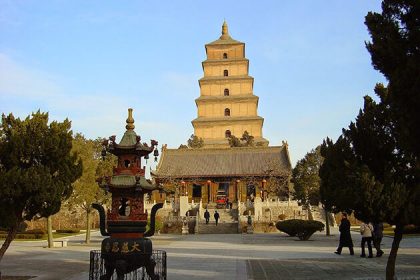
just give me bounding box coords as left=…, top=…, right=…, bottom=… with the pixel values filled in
left=235, top=180, right=239, bottom=202
left=262, top=179, right=267, bottom=202
left=206, top=180, right=210, bottom=203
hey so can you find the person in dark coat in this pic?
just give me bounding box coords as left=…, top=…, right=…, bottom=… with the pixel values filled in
left=373, top=222, right=384, bottom=257
left=335, top=213, right=354, bottom=255
left=214, top=210, right=220, bottom=226
left=204, top=209, right=210, bottom=224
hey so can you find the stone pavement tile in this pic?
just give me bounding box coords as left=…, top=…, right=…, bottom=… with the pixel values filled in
left=1, top=230, right=419, bottom=279
left=246, top=257, right=420, bottom=280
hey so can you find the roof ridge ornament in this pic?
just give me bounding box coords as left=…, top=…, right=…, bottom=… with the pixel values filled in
left=126, top=108, right=135, bottom=130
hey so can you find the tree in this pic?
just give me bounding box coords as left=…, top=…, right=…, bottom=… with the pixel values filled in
left=187, top=134, right=204, bottom=148
left=320, top=2, right=419, bottom=278
left=292, top=146, right=322, bottom=210
left=320, top=94, right=417, bottom=279
left=365, top=2, right=419, bottom=278
left=263, top=159, right=290, bottom=199
left=67, top=135, right=112, bottom=244
left=228, top=131, right=255, bottom=147
left=365, top=0, right=420, bottom=159
left=0, top=112, right=82, bottom=261
left=228, top=135, right=242, bottom=147
left=240, top=131, right=254, bottom=147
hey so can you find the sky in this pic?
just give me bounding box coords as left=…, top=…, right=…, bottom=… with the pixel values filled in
left=0, top=0, right=386, bottom=167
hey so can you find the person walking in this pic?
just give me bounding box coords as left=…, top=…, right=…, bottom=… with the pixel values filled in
left=204, top=209, right=210, bottom=224
left=360, top=222, right=374, bottom=258
left=335, top=213, right=354, bottom=255
left=373, top=222, right=384, bottom=257
left=214, top=210, right=220, bottom=226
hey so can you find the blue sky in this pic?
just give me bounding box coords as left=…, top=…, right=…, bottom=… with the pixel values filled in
left=0, top=0, right=386, bottom=166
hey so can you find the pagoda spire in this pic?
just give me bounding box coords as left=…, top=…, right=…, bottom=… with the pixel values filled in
left=126, top=108, right=135, bottom=130
left=220, top=20, right=230, bottom=39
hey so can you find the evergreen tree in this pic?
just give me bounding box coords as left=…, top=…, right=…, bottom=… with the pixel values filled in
left=292, top=146, right=322, bottom=209
left=320, top=94, right=417, bottom=279
left=364, top=2, right=420, bottom=277
left=320, top=2, right=419, bottom=278
left=365, top=0, right=420, bottom=158
left=0, top=112, right=82, bottom=261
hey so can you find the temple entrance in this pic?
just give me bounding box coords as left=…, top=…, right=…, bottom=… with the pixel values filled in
left=192, top=184, right=202, bottom=200
left=247, top=184, right=256, bottom=201
left=218, top=182, right=229, bottom=196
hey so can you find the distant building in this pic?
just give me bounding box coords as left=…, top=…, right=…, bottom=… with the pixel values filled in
left=152, top=22, right=291, bottom=207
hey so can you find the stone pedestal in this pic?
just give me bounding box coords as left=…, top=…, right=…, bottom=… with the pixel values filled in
left=181, top=217, right=189, bottom=235
left=247, top=225, right=254, bottom=234
left=179, top=196, right=189, bottom=217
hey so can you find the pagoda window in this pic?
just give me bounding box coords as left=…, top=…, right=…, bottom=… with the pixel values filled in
left=223, top=53, right=228, bottom=59
left=224, top=88, right=229, bottom=96
left=224, top=108, right=230, bottom=116
left=224, top=70, right=228, bottom=76
left=225, top=130, right=231, bottom=138
left=124, top=159, right=131, bottom=168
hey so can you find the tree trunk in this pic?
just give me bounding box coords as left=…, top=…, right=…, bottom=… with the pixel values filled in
left=0, top=221, right=19, bottom=262
left=85, top=209, right=91, bottom=244
left=386, top=224, right=403, bottom=280
left=47, top=216, right=54, bottom=248
left=325, top=208, right=330, bottom=236
left=307, top=205, right=313, bottom=220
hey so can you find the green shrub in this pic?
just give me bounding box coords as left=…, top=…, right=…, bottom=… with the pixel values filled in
left=403, top=225, right=420, bottom=234
left=56, top=229, right=80, bottom=234
left=276, top=219, right=324, bottom=240
left=0, top=233, right=46, bottom=239
left=25, top=229, right=47, bottom=234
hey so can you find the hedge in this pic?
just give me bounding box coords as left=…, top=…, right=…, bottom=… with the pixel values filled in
left=56, top=229, right=80, bottom=234
left=276, top=219, right=325, bottom=240
left=0, top=233, right=46, bottom=239
left=25, top=229, right=47, bottom=234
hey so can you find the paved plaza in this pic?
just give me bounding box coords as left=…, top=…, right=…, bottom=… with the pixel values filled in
left=0, top=228, right=419, bottom=280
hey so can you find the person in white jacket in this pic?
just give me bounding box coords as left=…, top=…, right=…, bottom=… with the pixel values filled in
left=360, top=222, right=374, bottom=258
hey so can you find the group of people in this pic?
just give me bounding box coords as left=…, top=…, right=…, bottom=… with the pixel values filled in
left=335, top=213, right=384, bottom=258
left=204, top=209, right=220, bottom=225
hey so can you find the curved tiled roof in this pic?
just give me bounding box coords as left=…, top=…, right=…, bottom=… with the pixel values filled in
left=152, top=145, right=291, bottom=179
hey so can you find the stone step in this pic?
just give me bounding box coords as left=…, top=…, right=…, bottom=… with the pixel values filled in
left=197, top=222, right=239, bottom=234
left=200, top=209, right=238, bottom=222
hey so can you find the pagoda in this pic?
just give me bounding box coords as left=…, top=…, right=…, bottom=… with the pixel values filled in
left=153, top=22, right=291, bottom=211
left=192, top=21, right=269, bottom=147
